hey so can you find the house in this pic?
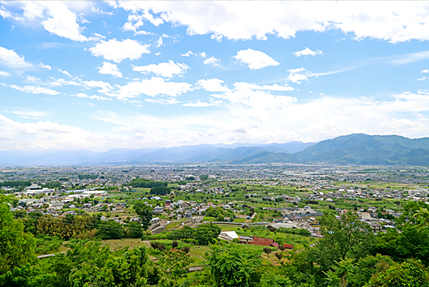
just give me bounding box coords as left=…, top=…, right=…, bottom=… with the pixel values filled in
left=153, top=206, right=163, bottom=214
left=218, top=231, right=239, bottom=241
left=240, top=236, right=280, bottom=247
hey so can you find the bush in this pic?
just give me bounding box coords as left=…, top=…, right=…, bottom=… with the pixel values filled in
left=172, top=241, right=178, bottom=249
left=275, top=252, right=283, bottom=260
left=263, top=248, right=272, bottom=255
left=181, top=246, right=190, bottom=253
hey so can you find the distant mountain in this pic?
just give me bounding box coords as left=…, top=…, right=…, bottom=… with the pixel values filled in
left=0, top=141, right=312, bottom=166
left=295, top=133, right=429, bottom=165
left=3, top=134, right=429, bottom=166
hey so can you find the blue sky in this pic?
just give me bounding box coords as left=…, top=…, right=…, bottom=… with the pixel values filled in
left=1, top=1, right=429, bottom=151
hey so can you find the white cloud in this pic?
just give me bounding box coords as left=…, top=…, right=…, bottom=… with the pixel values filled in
left=133, top=60, right=189, bottom=78
left=113, top=2, right=429, bottom=43
left=9, top=84, right=59, bottom=95
left=155, top=36, right=163, bottom=47
left=199, top=52, right=206, bottom=58
left=286, top=67, right=308, bottom=83
left=422, top=69, right=429, bottom=73
left=233, top=82, right=294, bottom=92
left=0, top=71, right=11, bottom=77
left=183, top=101, right=221, bottom=107
left=390, top=50, right=429, bottom=65
left=0, top=46, right=32, bottom=69
left=10, top=2, right=91, bottom=42
left=8, top=109, right=48, bottom=119
left=197, top=78, right=229, bottom=92
left=39, top=63, right=52, bottom=70
left=294, top=47, right=323, bottom=57
left=88, top=39, right=150, bottom=63
left=49, top=78, right=81, bottom=87
left=114, top=77, right=192, bottom=100
left=203, top=56, right=220, bottom=67
left=58, top=69, right=73, bottom=77
left=233, top=49, right=279, bottom=70
left=97, top=62, right=123, bottom=78
left=181, top=51, right=195, bottom=57
left=83, top=80, right=113, bottom=95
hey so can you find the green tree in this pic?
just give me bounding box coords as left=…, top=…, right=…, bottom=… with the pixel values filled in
left=312, top=211, right=375, bottom=272
left=96, top=220, right=124, bottom=239
left=0, top=263, right=56, bottom=287
left=194, top=223, right=221, bottom=245
left=133, top=201, right=153, bottom=230
left=158, top=250, right=193, bottom=280
left=206, top=243, right=262, bottom=287
left=367, top=258, right=429, bottom=287
left=126, top=221, right=143, bottom=238
left=0, top=197, right=36, bottom=274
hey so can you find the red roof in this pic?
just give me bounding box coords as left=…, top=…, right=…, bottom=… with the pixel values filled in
left=283, top=244, right=293, bottom=249
left=250, top=236, right=276, bottom=247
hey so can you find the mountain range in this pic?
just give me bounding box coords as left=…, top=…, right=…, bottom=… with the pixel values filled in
left=2, top=134, right=429, bottom=166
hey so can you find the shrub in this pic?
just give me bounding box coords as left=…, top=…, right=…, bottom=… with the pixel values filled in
left=181, top=246, right=190, bottom=253
left=263, top=248, right=272, bottom=255
left=275, top=252, right=283, bottom=260
left=172, top=241, right=178, bottom=249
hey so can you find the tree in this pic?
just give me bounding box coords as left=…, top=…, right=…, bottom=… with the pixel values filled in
left=126, top=221, right=143, bottom=238
left=0, top=197, right=36, bottom=274
left=193, top=223, right=221, bottom=245
left=133, top=201, right=153, bottom=230
left=158, top=250, right=194, bottom=280
left=206, top=243, right=262, bottom=287
left=367, top=258, right=429, bottom=287
left=96, top=220, right=124, bottom=239
left=312, top=211, right=375, bottom=272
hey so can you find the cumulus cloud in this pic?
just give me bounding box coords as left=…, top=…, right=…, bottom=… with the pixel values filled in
left=197, top=78, right=229, bottom=92
left=83, top=80, right=113, bottom=94
left=113, top=77, right=192, bottom=100
left=203, top=56, right=220, bottom=67
left=97, top=61, right=123, bottom=78
left=112, top=2, right=429, bottom=43
left=294, top=47, right=323, bottom=57
left=0, top=46, right=33, bottom=69
left=286, top=68, right=308, bottom=83
left=88, top=39, right=150, bottom=63
left=233, top=49, right=279, bottom=70
left=0, top=71, right=11, bottom=77
left=2, top=2, right=90, bottom=42
left=133, top=60, right=189, bottom=78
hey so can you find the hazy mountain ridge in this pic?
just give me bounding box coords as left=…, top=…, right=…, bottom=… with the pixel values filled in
left=3, top=134, right=429, bottom=166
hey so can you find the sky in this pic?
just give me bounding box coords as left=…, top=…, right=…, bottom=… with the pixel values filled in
left=1, top=1, right=429, bottom=151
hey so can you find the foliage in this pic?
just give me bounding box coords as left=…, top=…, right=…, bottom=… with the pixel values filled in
left=312, top=211, right=375, bottom=272
left=36, top=214, right=97, bottom=240
left=96, top=220, right=125, bottom=239
left=205, top=243, right=262, bottom=287
left=158, top=250, right=194, bottom=280
left=367, top=258, right=429, bottom=287
left=0, top=263, right=56, bottom=287
left=133, top=201, right=153, bottom=230
left=42, top=181, right=62, bottom=189
left=0, top=181, right=31, bottom=188
left=129, top=178, right=168, bottom=188
left=0, top=198, right=36, bottom=274
left=150, top=186, right=171, bottom=195
left=374, top=224, right=429, bottom=266
left=125, top=221, right=143, bottom=238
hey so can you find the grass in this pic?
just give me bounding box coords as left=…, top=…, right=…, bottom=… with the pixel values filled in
left=100, top=238, right=149, bottom=251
